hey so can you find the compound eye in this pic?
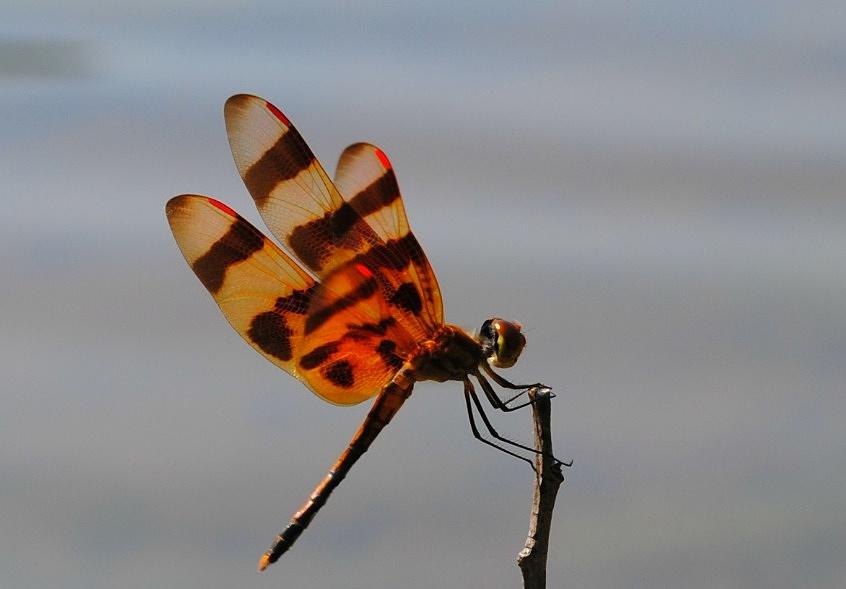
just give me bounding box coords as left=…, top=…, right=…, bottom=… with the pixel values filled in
left=480, top=319, right=497, bottom=343
left=490, top=319, right=526, bottom=368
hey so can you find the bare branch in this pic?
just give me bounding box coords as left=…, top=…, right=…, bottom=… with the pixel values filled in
left=516, top=387, right=565, bottom=588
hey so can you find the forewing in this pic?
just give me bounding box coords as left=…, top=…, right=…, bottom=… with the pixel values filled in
left=224, top=94, right=380, bottom=276
left=334, top=143, right=444, bottom=329
left=166, top=195, right=318, bottom=388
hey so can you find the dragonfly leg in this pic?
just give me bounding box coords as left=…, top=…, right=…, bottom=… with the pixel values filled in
left=464, top=379, right=536, bottom=471
left=476, top=371, right=554, bottom=412
left=481, top=362, right=546, bottom=391
left=466, top=379, right=572, bottom=468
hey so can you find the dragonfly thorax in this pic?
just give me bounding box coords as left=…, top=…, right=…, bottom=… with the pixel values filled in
left=408, top=324, right=485, bottom=383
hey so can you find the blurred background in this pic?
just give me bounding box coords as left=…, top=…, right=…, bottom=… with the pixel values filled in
left=3, top=1, right=845, bottom=587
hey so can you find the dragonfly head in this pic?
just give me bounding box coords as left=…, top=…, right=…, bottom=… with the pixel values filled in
left=479, top=318, right=526, bottom=369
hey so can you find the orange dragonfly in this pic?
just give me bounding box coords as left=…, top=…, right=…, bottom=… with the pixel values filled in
left=166, top=94, right=561, bottom=571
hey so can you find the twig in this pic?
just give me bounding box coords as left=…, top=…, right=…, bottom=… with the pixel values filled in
left=516, top=387, right=564, bottom=589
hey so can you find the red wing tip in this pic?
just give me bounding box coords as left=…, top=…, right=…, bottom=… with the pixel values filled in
left=265, top=101, right=291, bottom=126
left=374, top=148, right=391, bottom=169
left=206, top=198, right=239, bottom=217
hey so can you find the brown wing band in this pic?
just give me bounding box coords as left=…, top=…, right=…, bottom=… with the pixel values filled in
left=244, top=128, right=315, bottom=207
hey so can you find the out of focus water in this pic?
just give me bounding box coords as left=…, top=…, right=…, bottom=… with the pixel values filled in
left=3, top=2, right=845, bottom=588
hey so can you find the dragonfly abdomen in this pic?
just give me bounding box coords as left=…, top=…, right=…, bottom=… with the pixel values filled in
left=258, top=369, right=415, bottom=570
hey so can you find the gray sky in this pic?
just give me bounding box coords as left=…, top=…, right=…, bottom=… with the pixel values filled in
left=3, top=2, right=845, bottom=588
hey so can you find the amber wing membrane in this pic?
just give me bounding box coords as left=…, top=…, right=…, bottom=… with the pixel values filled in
left=172, top=95, right=445, bottom=404
left=298, top=261, right=419, bottom=403
left=166, top=195, right=316, bottom=378
left=334, top=143, right=444, bottom=332
left=167, top=195, right=406, bottom=405
left=224, top=94, right=381, bottom=276
left=225, top=95, right=442, bottom=340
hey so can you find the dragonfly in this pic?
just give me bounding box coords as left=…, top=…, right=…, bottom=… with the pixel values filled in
left=166, top=94, right=561, bottom=571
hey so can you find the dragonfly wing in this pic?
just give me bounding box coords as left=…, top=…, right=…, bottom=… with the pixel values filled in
left=334, top=142, right=444, bottom=332
left=225, top=94, right=380, bottom=276
left=167, top=194, right=411, bottom=406
left=221, top=96, right=447, bottom=398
